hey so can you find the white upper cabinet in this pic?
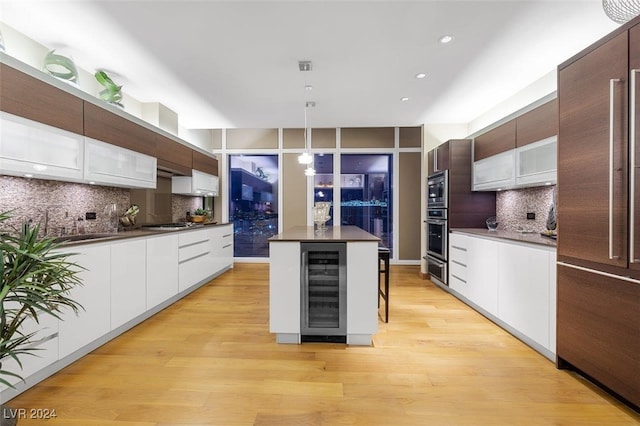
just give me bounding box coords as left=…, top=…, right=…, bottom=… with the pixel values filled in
left=473, top=150, right=515, bottom=191
left=515, top=136, right=557, bottom=186
left=84, top=137, right=157, bottom=188
left=473, top=137, right=557, bottom=191
left=172, top=169, right=219, bottom=196
left=0, top=111, right=84, bottom=182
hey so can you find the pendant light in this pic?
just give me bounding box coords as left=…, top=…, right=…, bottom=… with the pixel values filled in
left=298, top=103, right=313, bottom=165
left=603, top=0, right=640, bottom=23
left=299, top=101, right=316, bottom=176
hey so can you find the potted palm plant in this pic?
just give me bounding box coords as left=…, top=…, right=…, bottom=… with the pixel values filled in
left=0, top=211, right=84, bottom=423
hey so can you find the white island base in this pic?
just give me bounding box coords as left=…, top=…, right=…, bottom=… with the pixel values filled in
left=269, top=226, right=380, bottom=346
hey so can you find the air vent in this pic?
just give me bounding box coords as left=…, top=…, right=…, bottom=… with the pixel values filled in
left=306, top=101, right=316, bottom=108
left=298, top=61, right=312, bottom=72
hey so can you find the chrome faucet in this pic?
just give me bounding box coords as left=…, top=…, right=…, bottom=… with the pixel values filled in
left=44, top=205, right=68, bottom=237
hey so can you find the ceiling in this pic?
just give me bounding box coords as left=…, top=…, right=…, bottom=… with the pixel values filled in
left=0, top=1, right=621, bottom=130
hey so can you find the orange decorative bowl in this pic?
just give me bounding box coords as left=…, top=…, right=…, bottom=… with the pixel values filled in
left=190, top=215, right=206, bottom=223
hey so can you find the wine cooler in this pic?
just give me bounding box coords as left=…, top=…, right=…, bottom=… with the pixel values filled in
left=300, top=242, right=347, bottom=342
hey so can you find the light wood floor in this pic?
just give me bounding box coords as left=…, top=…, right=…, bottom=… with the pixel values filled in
left=7, top=264, right=640, bottom=425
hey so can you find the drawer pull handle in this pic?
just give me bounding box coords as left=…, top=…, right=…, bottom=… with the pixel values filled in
left=451, top=273, right=466, bottom=284
left=223, top=243, right=232, bottom=248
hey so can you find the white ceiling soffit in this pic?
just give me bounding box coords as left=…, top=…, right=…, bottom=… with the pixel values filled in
left=0, top=1, right=620, bottom=129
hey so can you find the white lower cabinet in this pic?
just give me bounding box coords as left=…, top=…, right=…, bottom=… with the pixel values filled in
left=449, top=232, right=556, bottom=357
left=178, top=229, right=212, bottom=292
left=449, top=233, right=498, bottom=316
left=498, top=243, right=551, bottom=349
left=0, top=312, right=58, bottom=390
left=110, top=239, right=147, bottom=330
left=2, top=227, right=234, bottom=401
left=146, top=234, right=179, bottom=309
left=58, top=244, right=111, bottom=359
left=269, top=242, right=301, bottom=337
left=208, top=224, right=234, bottom=276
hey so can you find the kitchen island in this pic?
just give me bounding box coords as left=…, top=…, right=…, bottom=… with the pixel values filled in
left=269, top=226, right=380, bottom=345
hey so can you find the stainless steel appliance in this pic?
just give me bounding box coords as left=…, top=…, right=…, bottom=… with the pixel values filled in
left=426, top=208, right=448, bottom=285
left=426, top=170, right=449, bottom=286
left=427, top=170, right=448, bottom=209
left=300, top=242, right=347, bottom=343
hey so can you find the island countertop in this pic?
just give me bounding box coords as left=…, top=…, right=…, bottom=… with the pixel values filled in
left=268, top=226, right=380, bottom=242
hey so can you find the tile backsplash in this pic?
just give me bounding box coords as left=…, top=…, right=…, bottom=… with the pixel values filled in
left=0, top=176, right=202, bottom=236
left=496, top=185, right=556, bottom=233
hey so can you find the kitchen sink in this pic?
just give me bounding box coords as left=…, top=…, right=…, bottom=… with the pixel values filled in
left=52, top=233, right=120, bottom=243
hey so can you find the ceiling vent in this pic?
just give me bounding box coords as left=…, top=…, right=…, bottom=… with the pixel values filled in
left=306, top=101, right=316, bottom=108
left=298, top=61, right=312, bottom=72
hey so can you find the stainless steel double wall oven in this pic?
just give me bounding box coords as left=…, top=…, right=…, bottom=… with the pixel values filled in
left=426, top=170, right=448, bottom=285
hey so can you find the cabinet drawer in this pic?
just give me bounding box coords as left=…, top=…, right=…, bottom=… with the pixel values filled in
left=179, top=229, right=210, bottom=247
left=179, top=240, right=210, bottom=263
left=449, top=258, right=467, bottom=281
left=449, top=242, right=468, bottom=264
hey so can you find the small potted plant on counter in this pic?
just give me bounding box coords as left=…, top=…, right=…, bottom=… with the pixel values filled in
left=0, top=211, right=83, bottom=423
left=190, top=208, right=207, bottom=223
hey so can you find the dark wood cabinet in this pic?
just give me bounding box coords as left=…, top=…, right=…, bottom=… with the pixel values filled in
left=83, top=101, right=156, bottom=157
left=473, top=120, right=516, bottom=161
left=427, top=141, right=450, bottom=175
left=557, top=19, right=640, bottom=411
left=0, top=63, right=83, bottom=134
left=557, top=265, right=640, bottom=408
left=192, top=150, right=218, bottom=176
left=515, top=98, right=558, bottom=147
left=558, top=31, right=629, bottom=270
left=445, top=140, right=496, bottom=228
left=156, top=134, right=192, bottom=176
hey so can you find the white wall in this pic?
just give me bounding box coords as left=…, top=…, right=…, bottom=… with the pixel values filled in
left=467, top=70, right=556, bottom=137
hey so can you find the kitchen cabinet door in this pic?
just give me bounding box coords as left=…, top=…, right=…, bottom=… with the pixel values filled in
left=0, top=312, right=58, bottom=390
left=83, top=101, right=156, bottom=157
left=515, top=98, right=558, bottom=148
left=466, top=237, right=498, bottom=316
left=557, top=264, right=640, bottom=408
left=629, top=24, right=640, bottom=271
left=515, top=136, right=557, bottom=187
left=474, top=120, right=516, bottom=161
left=0, top=62, right=83, bottom=134
left=146, top=234, right=179, bottom=309
left=193, top=150, right=219, bottom=176
left=472, top=150, right=515, bottom=191
left=58, top=244, right=111, bottom=359
left=0, top=111, right=84, bottom=182
left=110, top=239, right=147, bottom=330
left=427, top=141, right=450, bottom=175
left=157, top=134, right=192, bottom=176
left=84, top=137, right=157, bottom=188
left=269, top=242, right=301, bottom=336
left=498, top=243, right=551, bottom=350
left=558, top=31, right=629, bottom=268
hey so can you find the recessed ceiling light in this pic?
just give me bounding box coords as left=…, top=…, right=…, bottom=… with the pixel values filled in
left=415, top=73, right=426, bottom=79
left=401, top=97, right=409, bottom=102
left=439, top=35, right=454, bottom=44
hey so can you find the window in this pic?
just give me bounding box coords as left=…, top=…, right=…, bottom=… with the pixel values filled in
left=340, top=154, right=392, bottom=252
left=229, top=155, right=278, bottom=257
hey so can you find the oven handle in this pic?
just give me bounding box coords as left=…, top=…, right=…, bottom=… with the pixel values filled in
left=427, top=220, right=447, bottom=225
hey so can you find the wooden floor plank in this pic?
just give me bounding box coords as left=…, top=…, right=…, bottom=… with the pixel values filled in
left=5, top=263, right=640, bottom=425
